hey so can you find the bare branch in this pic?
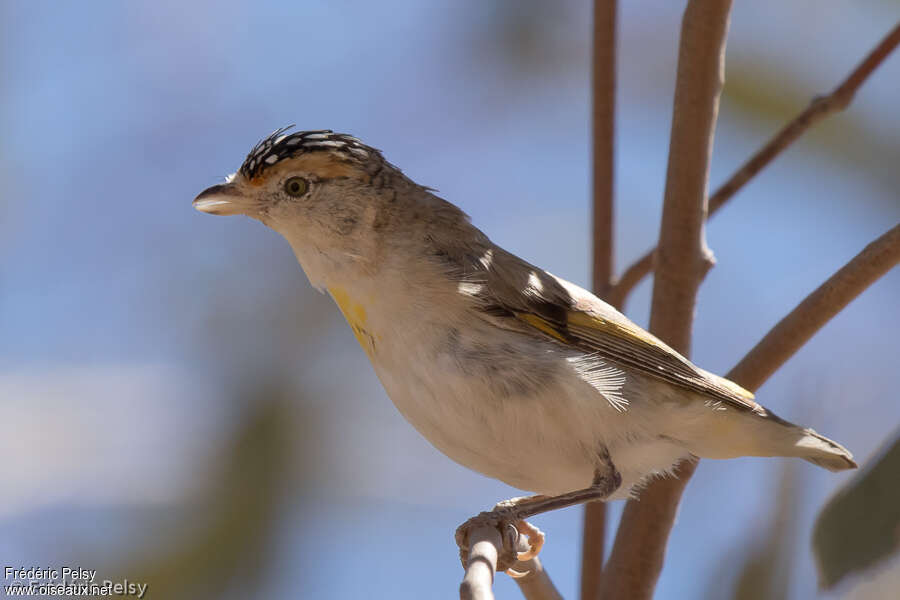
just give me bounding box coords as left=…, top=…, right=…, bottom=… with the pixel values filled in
left=471, top=227, right=899, bottom=600
left=608, top=21, right=900, bottom=308
left=459, top=525, right=501, bottom=600
left=579, top=502, right=609, bottom=600
left=582, top=1, right=618, bottom=598
left=603, top=459, right=699, bottom=596
left=513, top=539, right=565, bottom=600
left=601, top=2, right=733, bottom=598
left=602, top=225, right=900, bottom=599
left=607, top=250, right=652, bottom=310
left=458, top=16, right=900, bottom=600
left=457, top=524, right=563, bottom=600
left=727, top=223, right=900, bottom=390
left=649, top=0, right=730, bottom=352
left=591, top=0, right=617, bottom=299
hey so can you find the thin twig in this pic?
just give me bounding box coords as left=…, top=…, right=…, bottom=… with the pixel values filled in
left=601, top=2, right=733, bottom=598
left=591, top=0, right=617, bottom=300
left=582, top=1, right=618, bottom=598
left=513, top=538, right=565, bottom=600
left=459, top=525, right=502, bottom=600
left=728, top=223, right=900, bottom=390
left=607, top=250, right=652, bottom=310
left=601, top=224, right=900, bottom=599
left=607, top=21, right=900, bottom=309
left=579, top=502, right=609, bottom=600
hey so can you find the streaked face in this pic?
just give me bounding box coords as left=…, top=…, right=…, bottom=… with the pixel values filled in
left=192, top=128, right=389, bottom=286
left=193, top=128, right=378, bottom=219
left=192, top=152, right=368, bottom=219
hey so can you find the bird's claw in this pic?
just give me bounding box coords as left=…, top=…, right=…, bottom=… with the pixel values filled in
left=512, top=519, right=545, bottom=563
left=455, top=507, right=545, bottom=577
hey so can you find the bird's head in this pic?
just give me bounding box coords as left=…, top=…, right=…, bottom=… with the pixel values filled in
left=193, top=127, right=417, bottom=287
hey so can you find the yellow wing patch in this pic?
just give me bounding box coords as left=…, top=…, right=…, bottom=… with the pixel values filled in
left=513, top=304, right=758, bottom=410
left=700, top=368, right=756, bottom=402
left=515, top=313, right=567, bottom=342
left=567, top=311, right=664, bottom=348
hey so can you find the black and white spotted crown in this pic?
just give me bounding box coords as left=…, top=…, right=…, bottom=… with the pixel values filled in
left=239, top=126, right=380, bottom=180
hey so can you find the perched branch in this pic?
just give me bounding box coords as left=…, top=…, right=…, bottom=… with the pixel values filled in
left=601, top=2, right=733, bottom=599
left=728, top=223, right=900, bottom=390
left=457, top=229, right=899, bottom=600
left=458, top=523, right=563, bottom=600
left=608, top=22, right=900, bottom=309
left=459, top=525, right=502, bottom=600
left=582, top=1, right=618, bottom=599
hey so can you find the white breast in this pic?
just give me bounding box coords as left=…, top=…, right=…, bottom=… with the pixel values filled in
left=326, top=270, right=691, bottom=498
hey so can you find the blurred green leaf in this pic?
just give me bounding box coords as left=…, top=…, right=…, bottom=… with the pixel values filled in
left=813, top=431, right=900, bottom=589
left=89, top=380, right=302, bottom=599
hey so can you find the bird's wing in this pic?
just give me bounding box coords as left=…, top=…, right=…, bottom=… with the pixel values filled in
left=462, top=246, right=760, bottom=412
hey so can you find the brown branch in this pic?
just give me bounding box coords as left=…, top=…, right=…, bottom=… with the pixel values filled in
left=727, top=223, right=900, bottom=390
left=603, top=459, right=699, bottom=597
left=607, top=21, right=900, bottom=309
left=582, top=2, right=618, bottom=599
left=648, top=0, right=729, bottom=353
left=591, top=0, right=617, bottom=300
left=513, top=538, right=565, bottom=600
left=513, top=559, right=564, bottom=600
left=607, top=250, right=652, bottom=309
left=601, top=224, right=900, bottom=600
left=457, top=524, right=563, bottom=600
left=459, top=525, right=502, bottom=600
left=579, top=502, right=609, bottom=600
left=598, top=224, right=900, bottom=598
left=601, top=2, right=733, bottom=598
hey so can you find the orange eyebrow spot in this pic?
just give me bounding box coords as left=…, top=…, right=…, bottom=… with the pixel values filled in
left=253, top=153, right=367, bottom=183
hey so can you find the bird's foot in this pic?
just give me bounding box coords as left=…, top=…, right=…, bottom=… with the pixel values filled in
left=455, top=501, right=546, bottom=577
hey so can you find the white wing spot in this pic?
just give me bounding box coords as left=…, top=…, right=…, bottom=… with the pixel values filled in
left=478, top=249, right=494, bottom=269
left=527, top=272, right=544, bottom=295
left=457, top=282, right=484, bottom=297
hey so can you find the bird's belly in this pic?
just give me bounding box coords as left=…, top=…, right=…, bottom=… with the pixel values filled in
left=371, top=346, right=600, bottom=495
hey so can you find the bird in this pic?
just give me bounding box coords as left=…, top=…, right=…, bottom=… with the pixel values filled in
left=193, top=127, right=856, bottom=568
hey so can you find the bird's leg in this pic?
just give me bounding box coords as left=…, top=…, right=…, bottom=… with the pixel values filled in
left=455, top=453, right=620, bottom=575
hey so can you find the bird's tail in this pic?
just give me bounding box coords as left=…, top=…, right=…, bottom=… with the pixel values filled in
left=787, top=424, right=857, bottom=472
left=685, top=407, right=857, bottom=471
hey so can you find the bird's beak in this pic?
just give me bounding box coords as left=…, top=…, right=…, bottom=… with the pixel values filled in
left=193, top=183, right=253, bottom=216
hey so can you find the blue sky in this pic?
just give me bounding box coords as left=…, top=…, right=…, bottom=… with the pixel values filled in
left=2, top=1, right=899, bottom=598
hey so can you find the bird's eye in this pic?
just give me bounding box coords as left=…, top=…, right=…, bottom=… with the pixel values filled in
left=284, top=177, right=309, bottom=197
